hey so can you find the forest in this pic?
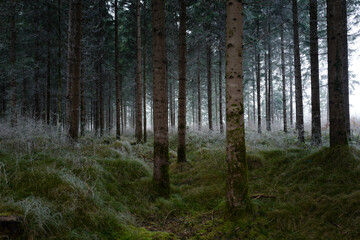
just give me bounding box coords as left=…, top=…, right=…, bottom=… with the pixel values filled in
left=0, top=0, right=360, bottom=239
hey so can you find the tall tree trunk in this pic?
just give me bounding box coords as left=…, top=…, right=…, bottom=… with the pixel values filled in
left=177, top=0, right=186, bottom=163
left=10, top=0, right=17, bottom=127
left=327, top=0, right=348, bottom=147
left=310, top=0, right=322, bottom=145
left=80, top=59, right=85, bottom=136
left=57, top=0, right=62, bottom=127
left=219, top=44, right=224, bottom=134
left=169, top=78, right=174, bottom=127
left=252, top=65, right=256, bottom=126
left=281, top=24, right=287, bottom=133
left=197, top=53, right=201, bottom=130
left=67, top=0, right=82, bottom=140
left=268, top=23, right=273, bottom=128
left=226, top=0, right=250, bottom=214
left=265, top=51, right=270, bottom=132
left=135, top=0, right=142, bottom=143
left=143, top=41, right=147, bottom=143
left=289, top=42, right=293, bottom=128
left=46, top=8, right=51, bottom=125
left=99, top=64, right=104, bottom=136
left=152, top=0, right=169, bottom=197
left=207, top=42, right=213, bottom=131
left=115, top=0, right=121, bottom=139
left=256, top=21, right=261, bottom=134
left=34, top=1, right=40, bottom=121
left=292, top=0, right=305, bottom=142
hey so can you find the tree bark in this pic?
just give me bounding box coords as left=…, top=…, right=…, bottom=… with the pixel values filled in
left=152, top=0, right=170, bottom=197
left=289, top=41, right=293, bottom=128
left=256, top=21, right=261, bottom=134
left=10, top=0, right=17, bottom=127
left=225, top=0, right=251, bottom=214
left=310, top=0, right=322, bottom=145
left=177, top=0, right=186, bottom=163
left=34, top=1, right=40, bottom=121
left=135, top=0, right=143, bottom=143
left=342, top=0, right=350, bottom=141
left=281, top=24, right=287, bottom=133
left=115, top=0, right=121, bottom=139
left=46, top=7, right=51, bottom=125
left=57, top=0, right=62, bottom=127
left=219, top=43, right=224, bottom=134
left=80, top=59, right=85, bottom=136
left=67, top=0, right=82, bottom=140
left=292, top=0, right=305, bottom=142
left=327, top=0, right=348, bottom=147
left=207, top=42, right=213, bottom=131
left=267, top=23, right=273, bottom=128
left=197, top=53, right=201, bottom=130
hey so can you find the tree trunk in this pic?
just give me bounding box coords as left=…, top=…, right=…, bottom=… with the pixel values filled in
left=57, top=0, right=62, bottom=127
left=268, top=23, right=273, bottom=128
left=46, top=9, right=51, bottom=125
left=67, top=0, right=82, bottom=140
left=292, top=0, right=305, bottom=142
left=135, top=0, right=143, bottom=143
left=289, top=41, right=293, bottom=128
left=152, top=0, right=170, bottom=197
left=207, top=43, right=213, bottom=131
left=143, top=40, right=147, bottom=143
left=115, top=0, right=121, bottom=139
left=225, top=0, right=250, bottom=214
left=327, top=0, right=348, bottom=147
left=265, top=51, right=270, bottom=132
left=80, top=59, right=85, bottom=136
left=177, top=0, right=186, bottom=163
left=99, top=64, right=104, bottom=136
left=256, top=21, right=261, bottom=134
left=34, top=1, right=40, bottom=121
left=10, top=0, right=17, bottom=127
left=219, top=44, right=224, bottom=134
left=197, top=53, right=201, bottom=130
left=281, top=24, right=287, bottom=133
left=310, top=0, right=322, bottom=145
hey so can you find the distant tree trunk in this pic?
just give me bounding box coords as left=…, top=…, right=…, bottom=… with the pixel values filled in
left=99, top=64, right=104, bottom=136
left=57, top=0, right=62, bottom=127
left=108, top=77, right=111, bottom=133
left=327, top=0, right=348, bottom=147
left=256, top=21, right=261, bottom=134
left=268, top=23, right=273, bottom=128
left=143, top=43, right=147, bottom=143
left=225, top=0, right=250, bottom=214
left=289, top=42, right=293, bottom=128
left=152, top=0, right=169, bottom=197
left=252, top=66, right=256, bottom=126
left=34, top=1, right=40, bottom=121
left=197, top=53, right=201, bottom=130
left=215, top=71, right=218, bottom=128
left=169, top=78, right=174, bottom=127
left=265, top=51, right=270, bottom=132
left=177, top=0, right=186, bottom=163
left=219, top=44, right=224, bottom=134
left=310, top=0, right=322, bottom=145
left=135, top=0, right=142, bottom=143
left=207, top=42, right=213, bottom=131
left=292, top=0, right=305, bottom=142
left=10, top=0, right=17, bottom=127
left=115, top=0, right=121, bottom=139
left=342, top=0, right=350, bottom=141
left=67, top=0, right=82, bottom=140
left=80, top=60, right=85, bottom=136
left=281, top=24, right=287, bottom=133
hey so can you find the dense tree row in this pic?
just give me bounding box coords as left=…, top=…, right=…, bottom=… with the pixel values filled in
left=0, top=0, right=358, bottom=213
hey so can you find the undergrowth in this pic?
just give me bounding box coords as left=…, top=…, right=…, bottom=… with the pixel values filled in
left=1, top=120, right=360, bottom=239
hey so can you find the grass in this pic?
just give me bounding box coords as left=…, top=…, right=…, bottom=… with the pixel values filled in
left=1, top=120, right=360, bottom=239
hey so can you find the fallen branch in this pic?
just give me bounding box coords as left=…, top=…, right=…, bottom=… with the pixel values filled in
left=251, top=193, right=276, bottom=199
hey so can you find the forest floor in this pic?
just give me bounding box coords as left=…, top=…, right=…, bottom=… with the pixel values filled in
left=1, top=120, right=360, bottom=239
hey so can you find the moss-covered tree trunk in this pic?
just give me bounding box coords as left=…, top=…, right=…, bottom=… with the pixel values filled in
left=177, top=0, right=186, bottom=163
left=292, top=0, right=305, bottom=142
left=152, top=0, right=170, bottom=197
left=327, top=0, right=348, bottom=147
left=225, top=0, right=251, bottom=214
left=310, top=0, right=322, bottom=145
left=67, top=0, right=82, bottom=140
